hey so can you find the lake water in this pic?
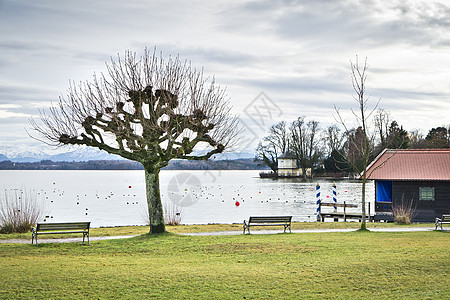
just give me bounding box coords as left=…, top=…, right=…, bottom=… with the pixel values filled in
left=0, top=170, right=374, bottom=227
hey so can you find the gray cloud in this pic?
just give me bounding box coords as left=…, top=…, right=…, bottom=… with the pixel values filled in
left=0, top=84, right=57, bottom=104
left=0, top=0, right=449, bottom=149
left=221, top=0, right=450, bottom=49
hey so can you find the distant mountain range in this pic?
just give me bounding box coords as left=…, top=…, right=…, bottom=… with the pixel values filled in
left=0, top=145, right=255, bottom=163
left=0, top=145, right=120, bottom=162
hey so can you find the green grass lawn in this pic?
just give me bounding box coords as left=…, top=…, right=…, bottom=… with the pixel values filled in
left=0, top=229, right=448, bottom=299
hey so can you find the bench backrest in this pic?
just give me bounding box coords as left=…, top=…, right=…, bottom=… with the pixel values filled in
left=319, top=202, right=358, bottom=208
left=441, top=215, right=450, bottom=221
left=36, top=222, right=90, bottom=231
left=248, top=216, right=292, bottom=223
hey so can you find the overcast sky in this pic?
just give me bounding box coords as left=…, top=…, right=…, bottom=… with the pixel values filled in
left=1, top=0, right=449, bottom=154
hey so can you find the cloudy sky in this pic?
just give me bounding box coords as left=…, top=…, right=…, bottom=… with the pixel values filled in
left=1, top=0, right=449, bottom=154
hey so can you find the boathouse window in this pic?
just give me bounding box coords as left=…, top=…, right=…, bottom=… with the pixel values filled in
left=419, top=187, right=435, bottom=201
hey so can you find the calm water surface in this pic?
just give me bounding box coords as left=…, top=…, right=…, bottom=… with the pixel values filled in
left=0, top=170, right=374, bottom=227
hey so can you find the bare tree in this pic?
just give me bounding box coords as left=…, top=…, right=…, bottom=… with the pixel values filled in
left=256, top=121, right=288, bottom=172
left=323, top=124, right=345, bottom=155
left=374, top=109, right=390, bottom=149
left=30, top=49, right=240, bottom=233
left=409, top=129, right=425, bottom=148
left=290, top=117, right=320, bottom=179
left=335, top=56, right=378, bottom=230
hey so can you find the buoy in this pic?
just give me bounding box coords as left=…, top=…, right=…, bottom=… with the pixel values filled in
left=235, top=201, right=240, bottom=207
left=129, top=186, right=132, bottom=188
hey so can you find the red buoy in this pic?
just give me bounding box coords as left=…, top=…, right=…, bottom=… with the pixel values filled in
left=235, top=201, right=240, bottom=207
left=129, top=186, right=132, bottom=188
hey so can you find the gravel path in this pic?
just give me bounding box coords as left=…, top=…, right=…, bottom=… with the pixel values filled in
left=0, top=227, right=438, bottom=244
left=0, top=235, right=138, bottom=244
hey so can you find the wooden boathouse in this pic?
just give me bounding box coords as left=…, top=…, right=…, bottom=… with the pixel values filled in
left=365, top=149, right=450, bottom=222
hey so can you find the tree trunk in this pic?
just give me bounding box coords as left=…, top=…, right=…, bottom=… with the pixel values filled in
left=361, top=173, right=367, bottom=230
left=145, top=168, right=165, bottom=233
left=302, top=166, right=307, bottom=180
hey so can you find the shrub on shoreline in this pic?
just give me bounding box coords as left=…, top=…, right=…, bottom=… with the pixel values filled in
left=0, top=188, right=45, bottom=234
left=392, top=194, right=416, bottom=224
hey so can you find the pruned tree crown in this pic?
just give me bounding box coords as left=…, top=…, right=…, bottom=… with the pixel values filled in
left=30, top=48, right=240, bottom=170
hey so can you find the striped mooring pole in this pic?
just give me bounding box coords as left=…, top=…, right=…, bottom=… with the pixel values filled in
left=316, top=182, right=321, bottom=221
left=333, top=181, right=337, bottom=212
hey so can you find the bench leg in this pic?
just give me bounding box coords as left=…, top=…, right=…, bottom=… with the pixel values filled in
left=283, top=224, right=291, bottom=233
left=32, top=231, right=38, bottom=245
left=435, top=219, right=442, bottom=231
left=83, top=232, right=90, bottom=245
left=243, top=221, right=251, bottom=234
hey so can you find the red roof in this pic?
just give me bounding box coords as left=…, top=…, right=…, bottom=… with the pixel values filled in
left=365, top=149, right=450, bottom=181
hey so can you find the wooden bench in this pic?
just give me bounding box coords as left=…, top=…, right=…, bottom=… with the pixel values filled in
left=435, top=215, right=450, bottom=230
left=31, top=222, right=90, bottom=245
left=318, top=201, right=371, bottom=222
left=243, top=216, right=292, bottom=234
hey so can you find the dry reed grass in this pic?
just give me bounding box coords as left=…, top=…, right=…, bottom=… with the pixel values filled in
left=0, top=188, right=45, bottom=233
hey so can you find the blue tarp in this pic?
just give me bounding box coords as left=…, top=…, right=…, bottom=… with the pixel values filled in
left=376, top=180, right=392, bottom=202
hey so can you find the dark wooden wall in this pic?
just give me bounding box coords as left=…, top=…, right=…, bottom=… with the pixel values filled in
left=392, top=181, right=450, bottom=222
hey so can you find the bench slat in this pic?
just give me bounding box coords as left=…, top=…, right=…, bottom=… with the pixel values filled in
left=247, top=223, right=289, bottom=226
left=37, top=225, right=89, bottom=231
left=36, top=230, right=88, bottom=235
left=320, top=203, right=358, bottom=208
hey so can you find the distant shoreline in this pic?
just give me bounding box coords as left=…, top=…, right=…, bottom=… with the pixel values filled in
left=0, top=158, right=270, bottom=171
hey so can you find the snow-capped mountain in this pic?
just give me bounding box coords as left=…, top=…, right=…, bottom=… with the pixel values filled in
left=0, top=144, right=50, bottom=162
left=0, top=145, right=121, bottom=162
left=0, top=144, right=255, bottom=163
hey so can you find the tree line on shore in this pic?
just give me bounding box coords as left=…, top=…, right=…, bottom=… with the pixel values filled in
left=256, top=110, right=450, bottom=177
left=0, top=158, right=267, bottom=170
